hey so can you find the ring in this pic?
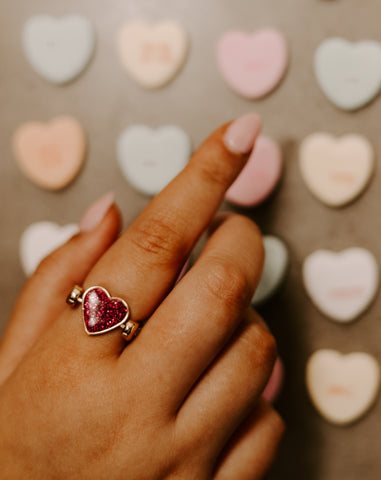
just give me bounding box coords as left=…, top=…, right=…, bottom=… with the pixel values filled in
left=66, top=285, right=140, bottom=341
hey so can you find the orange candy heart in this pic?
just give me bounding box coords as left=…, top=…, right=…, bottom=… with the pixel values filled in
left=13, top=116, right=86, bottom=190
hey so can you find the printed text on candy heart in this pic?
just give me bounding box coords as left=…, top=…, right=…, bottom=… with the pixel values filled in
left=142, top=158, right=157, bottom=167
left=330, top=171, right=356, bottom=184
left=38, top=145, right=63, bottom=169
left=245, top=58, right=271, bottom=71
left=327, top=385, right=352, bottom=396
left=141, top=43, right=173, bottom=64
left=328, top=286, right=365, bottom=299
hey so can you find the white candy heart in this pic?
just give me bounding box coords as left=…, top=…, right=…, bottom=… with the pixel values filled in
left=303, top=248, right=379, bottom=323
left=22, top=14, right=95, bottom=84
left=306, top=349, right=380, bottom=425
left=252, top=236, right=288, bottom=305
left=299, top=133, right=374, bottom=207
left=117, top=20, right=188, bottom=89
left=20, top=222, right=79, bottom=276
left=117, top=125, right=191, bottom=196
left=315, top=38, right=381, bottom=110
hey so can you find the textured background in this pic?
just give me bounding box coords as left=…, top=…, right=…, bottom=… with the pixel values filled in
left=1, top=0, right=381, bottom=478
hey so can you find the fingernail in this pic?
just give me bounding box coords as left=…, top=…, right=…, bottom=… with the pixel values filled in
left=79, top=192, right=115, bottom=232
left=223, top=113, right=262, bottom=155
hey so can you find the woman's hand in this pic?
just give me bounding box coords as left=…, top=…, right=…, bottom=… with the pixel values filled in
left=0, top=114, right=284, bottom=479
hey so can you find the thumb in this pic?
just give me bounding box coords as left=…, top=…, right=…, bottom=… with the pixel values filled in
left=0, top=192, right=121, bottom=383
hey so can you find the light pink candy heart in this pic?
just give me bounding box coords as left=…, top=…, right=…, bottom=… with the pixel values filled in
left=225, top=136, right=282, bottom=207
left=217, top=29, right=288, bottom=99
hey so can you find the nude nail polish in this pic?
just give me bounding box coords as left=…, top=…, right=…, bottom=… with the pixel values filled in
left=223, top=113, right=262, bottom=155
left=79, top=192, right=115, bottom=232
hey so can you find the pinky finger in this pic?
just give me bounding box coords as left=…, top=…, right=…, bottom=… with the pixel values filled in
left=214, top=399, right=285, bottom=480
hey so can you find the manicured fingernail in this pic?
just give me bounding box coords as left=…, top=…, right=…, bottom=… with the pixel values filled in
left=223, top=113, right=262, bottom=155
left=79, top=192, right=115, bottom=232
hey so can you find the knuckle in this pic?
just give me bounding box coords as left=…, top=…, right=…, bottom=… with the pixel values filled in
left=243, top=322, right=278, bottom=371
left=130, top=214, right=185, bottom=266
left=237, top=213, right=264, bottom=250
left=230, top=213, right=261, bottom=235
left=270, top=409, right=286, bottom=440
left=257, top=327, right=278, bottom=369
left=231, top=215, right=264, bottom=261
left=257, top=401, right=286, bottom=448
left=202, top=258, right=251, bottom=311
left=191, top=139, right=234, bottom=188
left=243, top=218, right=263, bottom=253
left=262, top=406, right=286, bottom=452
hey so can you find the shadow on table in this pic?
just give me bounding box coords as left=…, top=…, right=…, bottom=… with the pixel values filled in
left=258, top=290, right=323, bottom=480
left=233, top=137, right=324, bottom=479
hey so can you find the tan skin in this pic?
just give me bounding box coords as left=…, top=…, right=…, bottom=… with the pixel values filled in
left=0, top=120, right=284, bottom=479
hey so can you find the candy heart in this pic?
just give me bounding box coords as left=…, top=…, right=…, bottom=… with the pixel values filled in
left=262, top=357, right=284, bottom=403
left=22, top=14, right=95, bottom=84
left=20, top=221, right=79, bottom=276
left=117, top=125, right=191, bottom=196
left=225, top=136, right=282, bottom=207
left=306, top=349, right=380, bottom=425
left=303, top=248, right=379, bottom=323
left=13, top=116, right=86, bottom=190
left=252, top=236, right=288, bottom=306
left=175, top=258, right=190, bottom=286
left=117, top=20, right=188, bottom=89
left=83, top=287, right=129, bottom=335
left=314, top=38, right=381, bottom=110
left=299, top=133, right=374, bottom=207
left=217, top=28, right=288, bottom=99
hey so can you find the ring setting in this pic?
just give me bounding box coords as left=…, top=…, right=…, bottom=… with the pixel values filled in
left=66, top=285, right=140, bottom=341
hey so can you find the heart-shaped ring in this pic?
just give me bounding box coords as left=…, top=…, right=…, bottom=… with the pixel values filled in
left=66, top=285, right=140, bottom=341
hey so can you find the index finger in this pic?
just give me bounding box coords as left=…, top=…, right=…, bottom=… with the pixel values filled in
left=67, top=114, right=262, bottom=352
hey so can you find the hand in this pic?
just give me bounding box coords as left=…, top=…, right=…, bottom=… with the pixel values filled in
left=0, top=114, right=284, bottom=479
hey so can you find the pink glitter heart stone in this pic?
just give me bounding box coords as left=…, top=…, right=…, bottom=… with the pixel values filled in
left=82, top=287, right=129, bottom=335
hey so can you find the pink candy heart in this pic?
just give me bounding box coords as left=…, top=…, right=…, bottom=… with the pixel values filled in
left=217, top=29, right=288, bottom=99
left=82, top=287, right=129, bottom=335
left=225, top=136, right=283, bottom=207
left=262, top=358, right=284, bottom=403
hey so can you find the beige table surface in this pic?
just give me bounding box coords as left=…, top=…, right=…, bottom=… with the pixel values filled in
left=2, top=0, right=381, bottom=478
